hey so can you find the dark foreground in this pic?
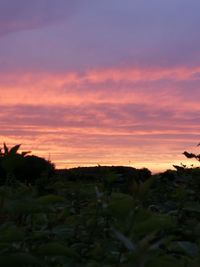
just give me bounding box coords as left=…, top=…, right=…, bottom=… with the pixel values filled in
left=0, top=144, right=200, bottom=266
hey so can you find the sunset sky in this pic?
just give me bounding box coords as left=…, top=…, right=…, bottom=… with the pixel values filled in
left=0, top=0, right=200, bottom=172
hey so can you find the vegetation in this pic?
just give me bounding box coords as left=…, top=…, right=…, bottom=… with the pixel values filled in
left=0, top=143, right=55, bottom=186
left=0, top=143, right=200, bottom=266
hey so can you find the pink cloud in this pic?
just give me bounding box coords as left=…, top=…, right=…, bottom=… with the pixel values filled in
left=0, top=66, right=199, bottom=172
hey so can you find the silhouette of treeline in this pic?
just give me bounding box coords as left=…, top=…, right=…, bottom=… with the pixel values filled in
left=0, top=144, right=152, bottom=186
left=0, top=143, right=199, bottom=188
left=56, top=166, right=151, bottom=182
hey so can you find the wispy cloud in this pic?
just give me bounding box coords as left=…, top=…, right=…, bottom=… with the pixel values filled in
left=0, top=0, right=200, bottom=172
left=0, top=66, right=199, bottom=172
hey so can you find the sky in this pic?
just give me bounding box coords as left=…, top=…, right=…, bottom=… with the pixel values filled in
left=0, top=0, right=200, bottom=172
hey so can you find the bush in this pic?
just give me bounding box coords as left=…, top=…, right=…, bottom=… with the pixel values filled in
left=0, top=144, right=55, bottom=185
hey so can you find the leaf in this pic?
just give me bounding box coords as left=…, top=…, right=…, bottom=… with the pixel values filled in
left=173, top=165, right=185, bottom=171
left=108, top=193, right=134, bottom=219
left=9, top=144, right=21, bottom=155
left=51, top=225, right=71, bottom=238
left=37, top=242, right=78, bottom=258
left=0, top=225, right=25, bottom=242
left=178, top=241, right=199, bottom=257
left=8, top=200, right=46, bottom=214
left=21, top=151, right=31, bottom=157
left=94, top=186, right=103, bottom=198
left=183, top=151, right=197, bottom=159
left=37, top=194, right=65, bottom=204
left=145, top=255, right=186, bottom=267
left=113, top=230, right=136, bottom=251
left=133, top=214, right=174, bottom=236
left=3, top=143, right=8, bottom=155
left=31, top=213, right=48, bottom=226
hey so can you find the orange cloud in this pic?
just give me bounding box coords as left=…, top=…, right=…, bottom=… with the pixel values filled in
left=0, top=66, right=200, bottom=172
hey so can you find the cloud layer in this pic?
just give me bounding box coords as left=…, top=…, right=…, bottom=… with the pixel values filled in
left=1, top=66, right=200, bottom=172
left=0, top=1, right=200, bottom=172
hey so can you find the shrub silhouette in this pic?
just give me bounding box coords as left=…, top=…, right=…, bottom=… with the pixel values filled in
left=15, top=155, right=55, bottom=184
left=0, top=143, right=54, bottom=185
left=0, top=143, right=28, bottom=184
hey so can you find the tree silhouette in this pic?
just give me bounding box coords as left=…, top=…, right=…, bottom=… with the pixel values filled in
left=0, top=143, right=54, bottom=185
left=0, top=143, right=30, bottom=184
left=183, top=143, right=200, bottom=162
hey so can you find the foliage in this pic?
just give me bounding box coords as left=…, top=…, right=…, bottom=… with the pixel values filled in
left=0, top=143, right=199, bottom=266
left=0, top=143, right=55, bottom=186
